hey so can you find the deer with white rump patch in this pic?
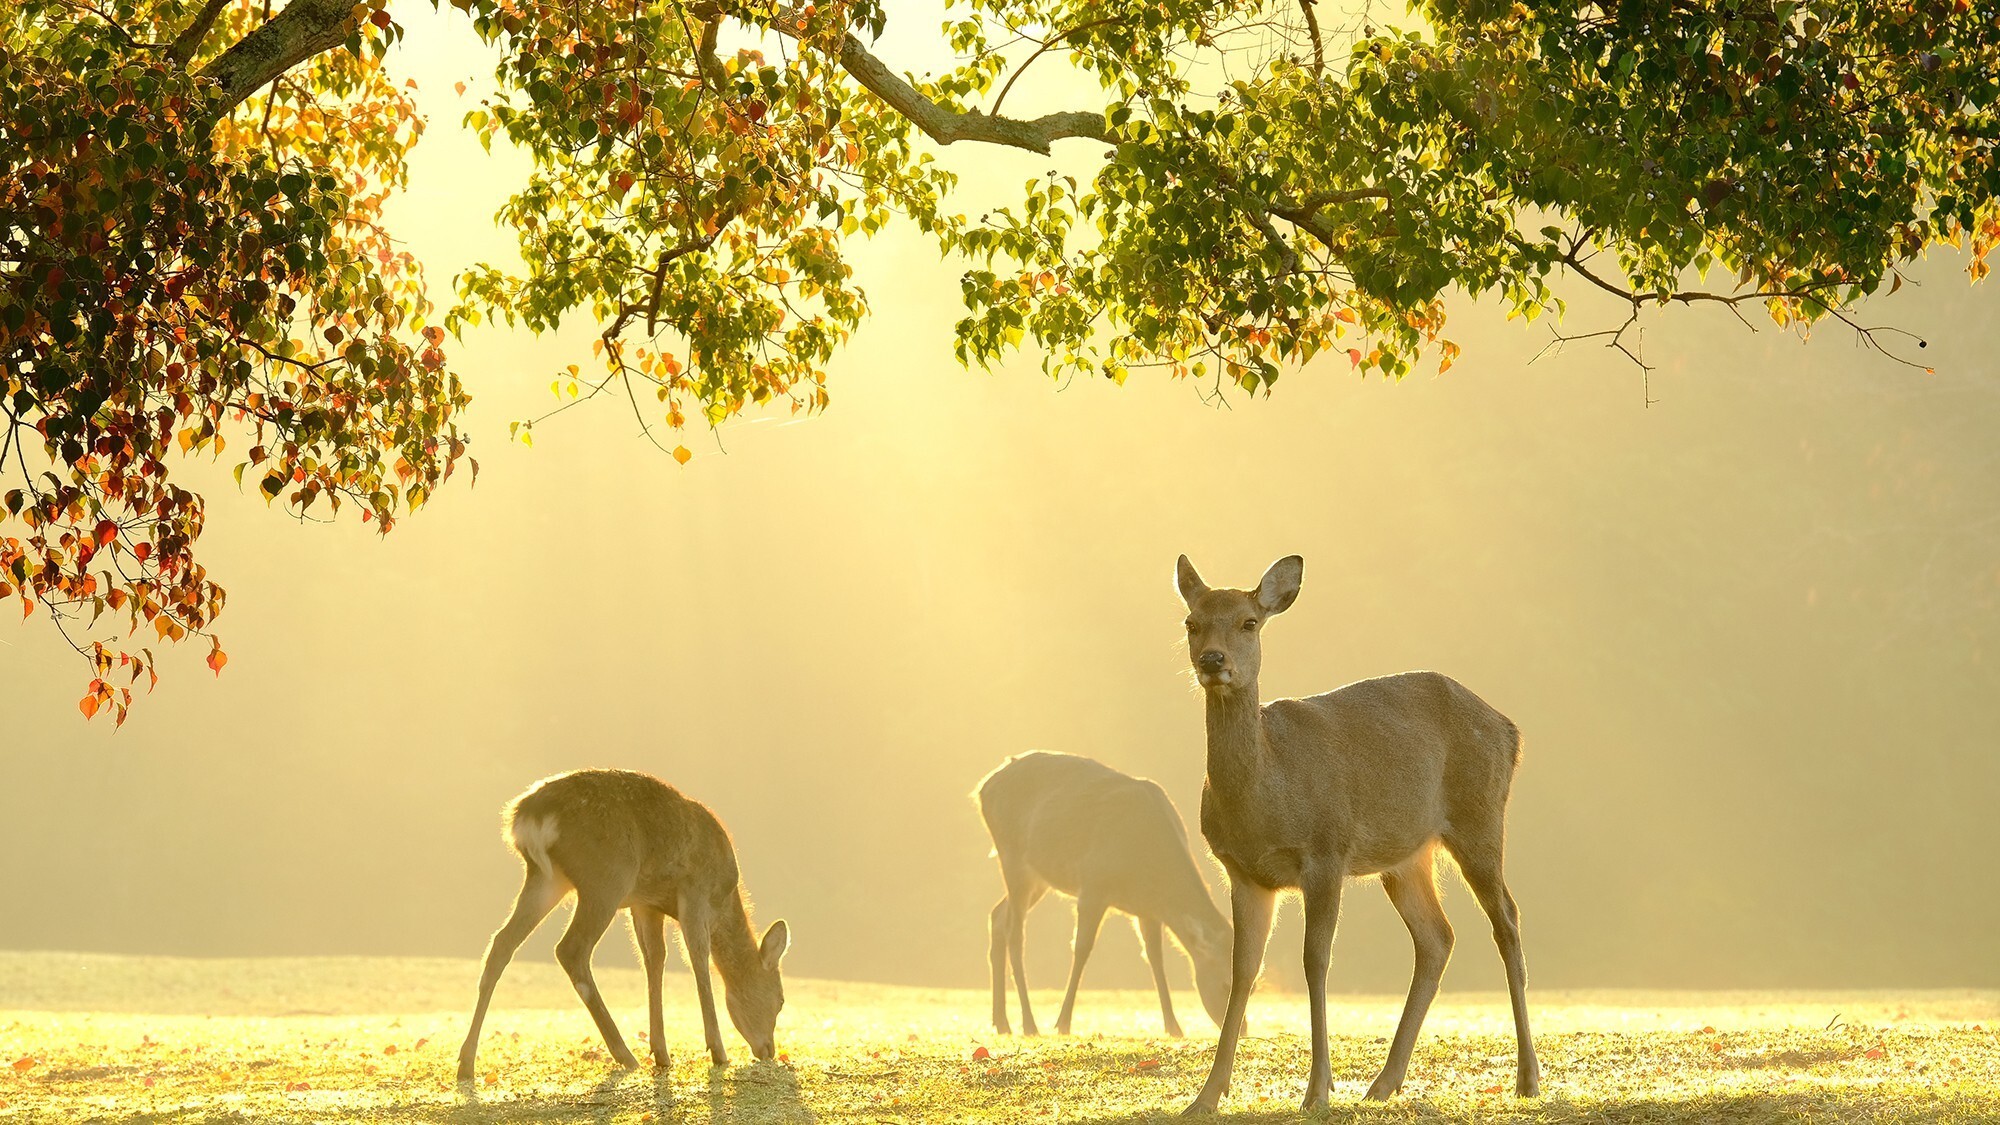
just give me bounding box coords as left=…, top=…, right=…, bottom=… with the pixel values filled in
left=1175, top=555, right=1539, bottom=1113
left=456, top=769, right=790, bottom=1081
left=976, top=751, right=1232, bottom=1038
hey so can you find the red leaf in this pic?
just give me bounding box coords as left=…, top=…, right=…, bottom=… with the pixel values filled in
left=969, top=1046, right=990, bottom=1061
left=286, top=1080, right=312, bottom=1092
left=1700, top=1025, right=1715, bottom=1034
left=94, top=519, right=118, bottom=547
left=1132, top=1058, right=1161, bottom=1071
left=206, top=646, right=228, bottom=676
left=1481, top=1084, right=1503, bottom=1094
left=1865, top=1046, right=1886, bottom=1060
left=11, top=1057, right=35, bottom=1072
left=1709, top=1041, right=1724, bottom=1054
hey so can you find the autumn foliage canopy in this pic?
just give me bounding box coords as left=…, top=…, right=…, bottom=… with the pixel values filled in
left=5, top=0, right=2000, bottom=719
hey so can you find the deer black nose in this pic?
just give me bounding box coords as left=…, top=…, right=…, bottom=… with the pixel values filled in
left=1197, top=651, right=1226, bottom=673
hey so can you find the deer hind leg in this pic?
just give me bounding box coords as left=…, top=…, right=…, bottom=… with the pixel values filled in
left=1445, top=830, right=1540, bottom=1097
left=988, top=897, right=1014, bottom=1034
left=631, top=905, right=671, bottom=1069
left=1183, top=869, right=1276, bottom=1117
left=1001, top=865, right=1048, bottom=1036
left=1137, top=916, right=1183, bottom=1039
left=1367, top=842, right=1454, bottom=1101
left=555, top=885, right=641, bottom=1069
left=1053, top=891, right=1108, bottom=1035
left=458, top=865, right=566, bottom=1082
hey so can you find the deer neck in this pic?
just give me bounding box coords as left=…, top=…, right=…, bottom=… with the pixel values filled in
left=1203, top=679, right=1268, bottom=795
left=1161, top=886, right=1231, bottom=955
left=707, top=889, right=764, bottom=987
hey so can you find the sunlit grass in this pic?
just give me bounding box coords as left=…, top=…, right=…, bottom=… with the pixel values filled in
left=2, top=953, right=1997, bottom=1122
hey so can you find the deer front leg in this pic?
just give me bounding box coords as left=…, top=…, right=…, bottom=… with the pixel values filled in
left=1139, top=917, right=1184, bottom=1039
left=678, top=908, right=729, bottom=1067
left=1300, top=870, right=1345, bottom=1111
left=1054, top=892, right=1108, bottom=1035
left=1183, top=872, right=1276, bottom=1116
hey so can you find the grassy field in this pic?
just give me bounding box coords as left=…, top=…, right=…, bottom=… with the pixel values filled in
left=2, top=952, right=1997, bottom=1123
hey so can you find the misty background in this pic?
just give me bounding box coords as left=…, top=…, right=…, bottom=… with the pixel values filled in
left=3, top=4, right=1998, bottom=999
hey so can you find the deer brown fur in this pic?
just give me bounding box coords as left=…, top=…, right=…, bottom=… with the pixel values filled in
left=976, top=751, right=1232, bottom=1038
left=456, top=769, right=790, bottom=1082
left=1175, top=555, right=1539, bottom=1113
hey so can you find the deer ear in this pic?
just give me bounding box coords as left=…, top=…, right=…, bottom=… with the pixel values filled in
left=1255, top=555, right=1303, bottom=615
left=1176, top=554, right=1209, bottom=606
left=759, top=919, right=790, bottom=970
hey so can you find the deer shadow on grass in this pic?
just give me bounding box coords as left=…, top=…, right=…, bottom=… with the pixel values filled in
left=1076, top=1087, right=1992, bottom=1124
left=199, top=1060, right=814, bottom=1125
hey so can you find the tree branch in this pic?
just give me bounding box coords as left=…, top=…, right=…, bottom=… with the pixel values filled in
left=197, top=0, right=357, bottom=118
left=768, top=9, right=1107, bottom=155
left=167, top=0, right=234, bottom=65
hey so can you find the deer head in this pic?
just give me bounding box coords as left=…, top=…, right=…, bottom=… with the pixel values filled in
left=724, top=920, right=791, bottom=1060
left=1176, top=554, right=1303, bottom=694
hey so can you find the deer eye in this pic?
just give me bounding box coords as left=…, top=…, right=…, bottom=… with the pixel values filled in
left=1241, top=618, right=1258, bottom=631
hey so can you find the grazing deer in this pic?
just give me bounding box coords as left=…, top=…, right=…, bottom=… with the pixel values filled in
left=1174, top=555, right=1539, bottom=1113
left=976, top=751, right=1232, bottom=1039
left=456, top=769, right=790, bottom=1082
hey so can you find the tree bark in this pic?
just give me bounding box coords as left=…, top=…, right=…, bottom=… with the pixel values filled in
left=198, top=0, right=357, bottom=117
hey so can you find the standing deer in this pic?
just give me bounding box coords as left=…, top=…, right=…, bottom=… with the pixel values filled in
left=456, top=769, right=790, bottom=1082
left=976, top=751, right=1232, bottom=1039
left=1174, top=555, right=1539, bottom=1113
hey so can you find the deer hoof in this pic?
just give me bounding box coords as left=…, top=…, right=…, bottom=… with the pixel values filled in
left=1517, top=1074, right=1542, bottom=1097
left=1363, top=1077, right=1399, bottom=1101
left=1164, top=1022, right=1184, bottom=1039
left=1181, top=1094, right=1220, bottom=1117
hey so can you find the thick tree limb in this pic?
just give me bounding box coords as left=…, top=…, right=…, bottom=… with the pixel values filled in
left=166, top=0, right=235, bottom=65
left=197, top=0, right=356, bottom=117
left=763, top=7, right=1107, bottom=155
left=834, top=36, right=1108, bottom=154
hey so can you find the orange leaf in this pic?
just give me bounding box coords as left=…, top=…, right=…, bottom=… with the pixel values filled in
left=206, top=646, right=228, bottom=676
left=1865, top=1046, right=1886, bottom=1059
left=671, top=446, right=692, bottom=465
left=969, top=1046, right=990, bottom=1061
left=1481, top=1084, right=1502, bottom=1094
left=1708, top=1041, right=1723, bottom=1054
left=11, top=1057, right=35, bottom=1072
